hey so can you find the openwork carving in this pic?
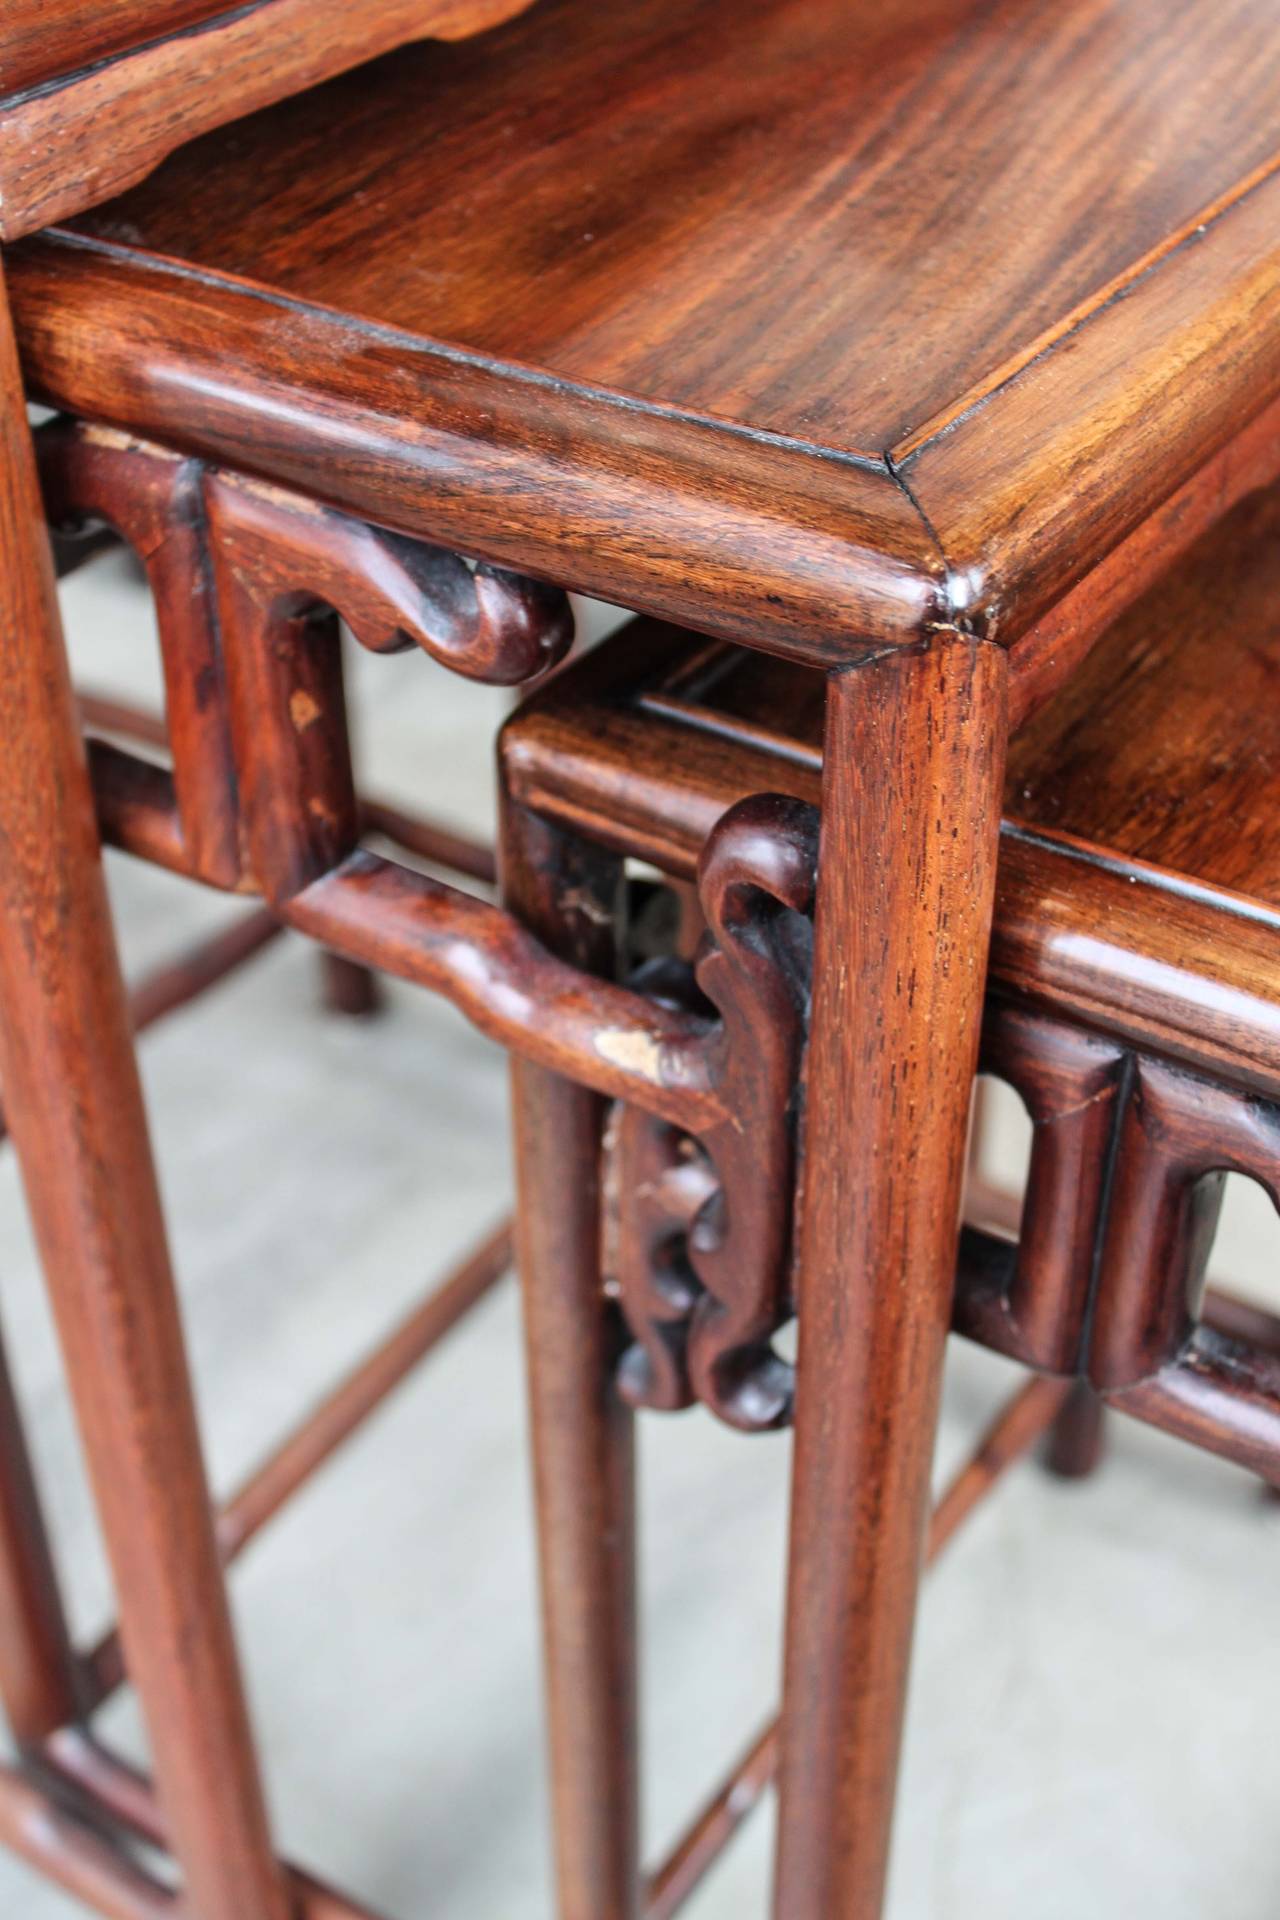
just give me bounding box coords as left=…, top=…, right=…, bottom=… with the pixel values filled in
left=955, top=1001, right=1127, bottom=1374
left=204, top=472, right=573, bottom=686
left=608, top=795, right=819, bottom=1432
left=1087, top=1057, right=1280, bottom=1486
left=206, top=468, right=573, bottom=901
left=36, top=416, right=573, bottom=904
left=38, top=415, right=808, bottom=1216
left=962, top=1030, right=1280, bottom=1490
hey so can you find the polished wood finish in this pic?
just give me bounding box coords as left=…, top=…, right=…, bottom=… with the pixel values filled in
left=0, top=1760, right=176, bottom=1919
left=503, top=582, right=1280, bottom=1398
left=0, top=0, right=539, bottom=238
left=774, top=641, right=1007, bottom=1919
left=44, top=1734, right=397, bottom=1920
left=1043, top=1381, right=1108, bottom=1481
left=76, top=683, right=500, bottom=890
left=500, top=484, right=1280, bottom=1904
left=52, top=0, right=1280, bottom=450
left=4, top=1, right=228, bottom=90
left=9, top=0, right=1280, bottom=677
left=1006, top=484, right=1280, bottom=903
left=40, top=420, right=241, bottom=887
left=0, top=1326, right=83, bottom=1749
left=6, top=7, right=1280, bottom=1912
left=504, top=504, right=1280, bottom=1103
left=0, top=268, right=289, bottom=1920
left=612, top=795, right=817, bottom=1431
left=501, top=802, right=640, bottom=1920
left=0, top=909, right=280, bottom=1766
left=9, top=236, right=936, bottom=663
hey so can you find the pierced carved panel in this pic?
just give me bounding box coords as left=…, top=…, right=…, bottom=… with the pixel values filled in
left=607, top=795, right=818, bottom=1432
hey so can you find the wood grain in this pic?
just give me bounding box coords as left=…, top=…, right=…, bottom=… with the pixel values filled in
left=0, top=266, right=288, bottom=1918
left=10, top=0, right=1280, bottom=666
left=0, top=0, right=538, bottom=238
left=774, top=640, right=1007, bottom=1918
left=57, top=0, right=1280, bottom=458
left=0, top=1325, right=83, bottom=1747
left=900, top=161, right=1280, bottom=647
left=501, top=799, right=640, bottom=1920
left=3, top=1, right=231, bottom=92
left=503, top=505, right=1280, bottom=1097
left=1004, top=484, right=1280, bottom=904
left=8, top=235, right=939, bottom=665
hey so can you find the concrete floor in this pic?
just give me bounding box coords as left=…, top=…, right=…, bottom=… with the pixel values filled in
left=0, top=548, right=1277, bottom=1916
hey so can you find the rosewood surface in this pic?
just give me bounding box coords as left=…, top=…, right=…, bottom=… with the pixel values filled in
left=0, top=270, right=289, bottom=1920
left=504, top=469, right=1280, bottom=1098
left=5, top=8, right=1280, bottom=1919
left=774, top=640, right=1006, bottom=1919
left=6, top=0, right=1280, bottom=670
left=501, top=472, right=1280, bottom=1457
left=498, top=466, right=1280, bottom=1910
left=0, top=0, right=539, bottom=238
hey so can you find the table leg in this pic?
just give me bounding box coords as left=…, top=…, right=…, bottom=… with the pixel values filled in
left=501, top=794, right=640, bottom=1920
left=0, top=1314, right=83, bottom=1748
left=1043, top=1379, right=1107, bottom=1479
left=773, top=637, right=1007, bottom=1919
left=0, top=266, right=290, bottom=1920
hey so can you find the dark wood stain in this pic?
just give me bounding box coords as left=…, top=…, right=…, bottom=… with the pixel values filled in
left=2, top=1, right=230, bottom=95
left=0, top=0, right=539, bottom=237
left=1006, top=485, right=1280, bottom=907
left=65, top=0, right=1280, bottom=454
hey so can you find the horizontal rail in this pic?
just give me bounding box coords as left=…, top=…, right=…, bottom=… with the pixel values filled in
left=960, top=1178, right=1280, bottom=1386
left=284, top=851, right=725, bottom=1135
left=217, top=1217, right=512, bottom=1560
left=80, top=690, right=500, bottom=893
left=78, top=697, right=715, bottom=1128
left=643, top=1374, right=1072, bottom=1918
left=128, top=907, right=283, bottom=1030
left=42, top=1733, right=391, bottom=1920
left=78, top=692, right=169, bottom=752
left=88, top=739, right=187, bottom=876
left=1108, top=1330, right=1280, bottom=1489
left=84, top=1218, right=513, bottom=1707
left=0, top=1760, right=177, bottom=1919
left=360, top=799, right=495, bottom=888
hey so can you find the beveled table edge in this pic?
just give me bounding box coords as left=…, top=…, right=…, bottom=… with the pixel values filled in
left=9, top=231, right=949, bottom=666
left=12, top=145, right=1280, bottom=679
left=0, top=0, right=537, bottom=241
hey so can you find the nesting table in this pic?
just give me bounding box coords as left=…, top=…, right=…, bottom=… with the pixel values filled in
left=2, top=2, right=1280, bottom=1915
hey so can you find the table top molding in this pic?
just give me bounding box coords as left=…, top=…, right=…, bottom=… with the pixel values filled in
left=9, top=230, right=948, bottom=662
left=11, top=0, right=1280, bottom=682
left=0, top=0, right=537, bottom=239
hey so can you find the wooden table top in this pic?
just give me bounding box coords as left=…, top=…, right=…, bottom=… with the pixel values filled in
left=0, top=1, right=536, bottom=239
left=12, top=0, right=1280, bottom=677
left=502, top=478, right=1280, bottom=1089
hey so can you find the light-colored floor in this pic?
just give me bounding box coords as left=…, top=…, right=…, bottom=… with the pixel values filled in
left=0, top=548, right=1277, bottom=1917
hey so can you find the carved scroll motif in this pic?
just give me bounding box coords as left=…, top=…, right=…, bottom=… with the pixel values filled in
left=609, top=795, right=819, bottom=1433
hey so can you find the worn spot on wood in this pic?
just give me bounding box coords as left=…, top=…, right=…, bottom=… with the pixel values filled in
left=290, top=689, right=321, bottom=731
left=595, top=1027, right=663, bottom=1082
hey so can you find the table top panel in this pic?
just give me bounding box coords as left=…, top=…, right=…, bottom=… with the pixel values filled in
left=67, top=0, right=1280, bottom=457
left=2, top=2, right=228, bottom=96
left=0, top=0, right=539, bottom=239
left=500, top=479, right=1280, bottom=1084
left=646, top=483, right=1280, bottom=913
left=1004, top=483, right=1280, bottom=910
left=16, top=0, right=1280, bottom=665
